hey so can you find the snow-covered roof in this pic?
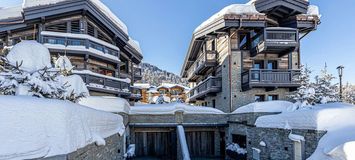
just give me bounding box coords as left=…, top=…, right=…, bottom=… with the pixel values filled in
left=254, top=103, right=355, bottom=160
left=306, top=5, right=321, bottom=17
left=133, top=83, right=151, bottom=89
left=22, top=0, right=129, bottom=35
left=0, top=95, right=125, bottom=159
left=79, top=96, right=130, bottom=113
left=194, top=4, right=262, bottom=33
left=232, top=101, right=296, bottom=114
left=130, top=103, right=225, bottom=115
left=128, top=38, right=142, bottom=54
left=157, top=83, right=190, bottom=91
left=6, top=40, right=52, bottom=73
left=0, top=5, right=23, bottom=21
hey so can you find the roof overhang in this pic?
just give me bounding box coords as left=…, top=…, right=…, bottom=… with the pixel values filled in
left=180, top=14, right=267, bottom=77
left=254, top=0, right=309, bottom=19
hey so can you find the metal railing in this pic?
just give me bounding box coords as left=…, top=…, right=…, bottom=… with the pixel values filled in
left=77, top=73, right=130, bottom=93
left=242, top=69, right=301, bottom=89
left=189, top=77, right=222, bottom=99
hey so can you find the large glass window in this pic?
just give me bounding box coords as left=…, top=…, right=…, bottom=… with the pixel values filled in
left=267, top=60, right=278, bottom=70
left=255, top=95, right=265, bottom=102
left=267, top=95, right=278, bottom=101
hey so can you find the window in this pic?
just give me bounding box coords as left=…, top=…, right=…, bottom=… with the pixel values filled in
left=239, top=33, right=250, bottom=50
left=253, top=60, right=264, bottom=69
left=87, top=23, right=95, bottom=37
left=232, top=134, right=247, bottom=148
left=71, top=20, right=81, bottom=34
left=212, top=99, right=216, bottom=108
left=267, top=60, right=278, bottom=70
left=268, top=95, right=278, bottom=101
left=67, top=39, right=84, bottom=46
left=255, top=95, right=265, bottom=102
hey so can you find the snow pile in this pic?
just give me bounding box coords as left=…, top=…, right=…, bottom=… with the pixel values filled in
left=194, top=4, right=262, bottom=33
left=55, top=55, right=74, bottom=71
left=79, top=96, right=130, bottom=113
left=133, top=83, right=151, bottom=89
left=0, top=95, right=125, bottom=159
left=128, top=38, right=142, bottom=54
left=254, top=103, right=355, bottom=160
left=23, top=0, right=128, bottom=35
left=58, top=75, right=89, bottom=99
left=307, top=5, right=321, bottom=17
left=6, top=40, right=52, bottom=73
left=232, top=101, right=295, bottom=114
left=0, top=6, right=23, bottom=20
left=226, top=143, right=247, bottom=155
left=289, top=133, right=305, bottom=142
left=130, top=103, right=225, bottom=115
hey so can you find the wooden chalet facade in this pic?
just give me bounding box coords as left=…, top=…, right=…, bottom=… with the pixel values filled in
left=181, top=0, right=320, bottom=112
left=0, top=0, right=143, bottom=98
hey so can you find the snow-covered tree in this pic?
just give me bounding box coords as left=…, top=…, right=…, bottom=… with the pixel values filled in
left=0, top=41, right=88, bottom=102
left=289, top=65, right=316, bottom=109
left=343, top=83, right=355, bottom=104
left=314, top=64, right=339, bottom=104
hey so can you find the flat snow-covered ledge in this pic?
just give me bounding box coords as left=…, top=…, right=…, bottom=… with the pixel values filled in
left=232, top=101, right=296, bottom=114
left=130, top=103, right=225, bottom=115
left=43, top=44, right=120, bottom=62
left=41, top=31, right=120, bottom=51
left=79, top=96, right=131, bottom=114
left=0, top=5, right=23, bottom=21
left=0, top=95, right=125, bottom=160
left=72, top=70, right=131, bottom=84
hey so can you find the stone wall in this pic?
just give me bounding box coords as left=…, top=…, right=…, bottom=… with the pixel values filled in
left=43, top=134, right=125, bottom=160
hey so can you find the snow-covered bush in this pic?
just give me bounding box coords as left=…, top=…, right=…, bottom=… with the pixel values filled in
left=288, top=65, right=316, bottom=109
left=226, top=143, right=247, bottom=159
left=343, top=83, right=355, bottom=104
left=314, top=65, right=339, bottom=104
left=0, top=41, right=88, bottom=102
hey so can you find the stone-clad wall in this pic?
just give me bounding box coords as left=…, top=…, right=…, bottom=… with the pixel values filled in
left=43, top=134, right=125, bottom=160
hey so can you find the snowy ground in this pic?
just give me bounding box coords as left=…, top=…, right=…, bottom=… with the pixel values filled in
left=254, top=102, right=355, bottom=160
left=0, top=96, right=125, bottom=160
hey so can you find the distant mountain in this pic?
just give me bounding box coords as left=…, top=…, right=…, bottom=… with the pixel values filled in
left=138, top=62, right=187, bottom=87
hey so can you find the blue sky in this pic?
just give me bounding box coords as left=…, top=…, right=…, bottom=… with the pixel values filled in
left=2, top=0, right=355, bottom=83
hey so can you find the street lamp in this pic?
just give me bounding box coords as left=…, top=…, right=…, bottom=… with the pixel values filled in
left=337, top=65, right=344, bottom=101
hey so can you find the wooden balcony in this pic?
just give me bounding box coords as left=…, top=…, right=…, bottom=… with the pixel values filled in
left=242, top=69, right=301, bottom=91
left=251, top=27, right=298, bottom=57
left=76, top=72, right=131, bottom=96
left=187, top=51, right=217, bottom=82
left=189, top=77, right=222, bottom=102
left=134, top=66, right=143, bottom=81
left=194, top=51, right=218, bottom=75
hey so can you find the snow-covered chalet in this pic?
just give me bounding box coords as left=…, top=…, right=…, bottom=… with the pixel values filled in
left=0, top=0, right=143, bottom=99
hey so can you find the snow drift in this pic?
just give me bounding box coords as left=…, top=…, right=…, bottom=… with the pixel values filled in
left=79, top=96, right=130, bottom=113
left=130, top=103, right=225, bottom=115
left=0, top=96, right=125, bottom=160
left=232, top=101, right=295, bottom=114
left=254, top=103, right=355, bottom=160
left=6, top=40, right=52, bottom=73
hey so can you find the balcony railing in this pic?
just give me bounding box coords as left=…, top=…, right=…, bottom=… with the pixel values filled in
left=134, top=66, right=143, bottom=80
left=194, top=50, right=217, bottom=75
left=76, top=72, right=131, bottom=96
left=242, top=69, right=301, bottom=91
left=251, top=27, right=298, bottom=57
left=189, top=77, right=222, bottom=102
left=187, top=50, right=218, bottom=82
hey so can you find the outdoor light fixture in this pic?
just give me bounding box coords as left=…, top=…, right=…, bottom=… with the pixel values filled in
left=337, top=65, right=345, bottom=101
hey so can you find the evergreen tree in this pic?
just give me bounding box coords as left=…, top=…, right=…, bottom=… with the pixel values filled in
left=289, top=65, right=316, bottom=109
left=314, top=64, right=339, bottom=104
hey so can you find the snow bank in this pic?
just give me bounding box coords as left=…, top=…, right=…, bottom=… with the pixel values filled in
left=79, top=96, right=130, bottom=113
left=194, top=4, right=262, bottom=33
left=254, top=103, right=355, bottom=160
left=232, top=101, right=295, bottom=114
left=0, top=95, right=125, bottom=160
left=128, top=38, right=142, bottom=54
left=6, top=40, right=52, bottom=73
left=23, top=0, right=128, bottom=35
left=130, top=103, right=225, bottom=115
